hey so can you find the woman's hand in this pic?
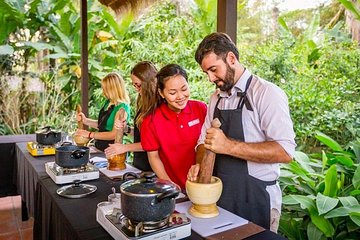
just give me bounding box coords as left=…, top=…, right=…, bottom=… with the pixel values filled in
left=187, top=163, right=200, bottom=182
left=104, top=143, right=127, bottom=158
left=114, top=119, right=126, bottom=130
left=77, top=112, right=87, bottom=124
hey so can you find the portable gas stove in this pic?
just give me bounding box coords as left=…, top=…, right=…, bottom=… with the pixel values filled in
left=97, top=202, right=191, bottom=240
left=45, top=162, right=99, bottom=184
left=27, top=141, right=61, bottom=156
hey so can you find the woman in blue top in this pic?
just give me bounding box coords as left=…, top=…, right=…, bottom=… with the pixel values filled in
left=75, top=73, right=131, bottom=151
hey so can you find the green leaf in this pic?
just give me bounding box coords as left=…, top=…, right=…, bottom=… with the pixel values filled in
left=321, top=151, right=327, bottom=170
left=283, top=195, right=315, bottom=210
left=349, top=212, right=360, bottom=226
left=307, top=222, right=325, bottom=240
left=325, top=207, right=350, bottom=218
left=353, top=164, right=360, bottom=189
left=335, top=155, right=354, bottom=167
left=339, top=196, right=359, bottom=207
left=350, top=190, right=360, bottom=196
left=325, top=205, right=360, bottom=218
left=22, top=41, right=56, bottom=51
left=315, top=132, right=343, bottom=152
left=316, top=193, right=339, bottom=215
left=278, top=17, right=290, bottom=32
left=308, top=206, right=335, bottom=237
left=303, top=12, right=320, bottom=42
left=338, top=0, right=360, bottom=20
left=288, top=161, right=315, bottom=185
left=0, top=44, right=14, bottom=55
left=44, top=53, right=69, bottom=59
left=49, top=23, right=72, bottom=51
left=294, top=151, right=315, bottom=173
left=323, top=165, right=338, bottom=197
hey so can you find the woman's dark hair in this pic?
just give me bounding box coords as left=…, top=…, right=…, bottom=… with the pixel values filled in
left=195, top=32, right=239, bottom=64
left=156, top=64, right=188, bottom=92
left=130, top=61, right=158, bottom=127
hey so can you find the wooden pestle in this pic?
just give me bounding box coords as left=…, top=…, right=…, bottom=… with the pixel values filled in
left=107, top=108, right=127, bottom=170
left=114, top=108, right=126, bottom=143
left=76, top=104, right=83, bottom=129
left=198, top=118, right=222, bottom=184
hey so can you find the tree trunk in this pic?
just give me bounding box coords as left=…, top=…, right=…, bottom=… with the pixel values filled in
left=345, top=0, right=360, bottom=42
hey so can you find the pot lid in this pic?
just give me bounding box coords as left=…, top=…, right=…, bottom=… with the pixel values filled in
left=121, top=172, right=178, bottom=196
left=56, top=181, right=97, bottom=198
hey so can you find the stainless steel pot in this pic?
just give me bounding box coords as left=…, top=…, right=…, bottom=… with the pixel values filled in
left=55, top=144, right=89, bottom=168
left=36, top=126, right=61, bottom=145
left=120, top=172, right=180, bottom=222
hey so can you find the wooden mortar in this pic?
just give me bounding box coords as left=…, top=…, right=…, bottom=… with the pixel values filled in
left=185, top=118, right=223, bottom=218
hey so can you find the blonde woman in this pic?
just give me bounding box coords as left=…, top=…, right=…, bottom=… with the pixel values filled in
left=105, top=61, right=158, bottom=171
left=75, top=73, right=131, bottom=151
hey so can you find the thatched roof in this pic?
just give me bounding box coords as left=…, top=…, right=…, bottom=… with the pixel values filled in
left=98, top=0, right=158, bottom=13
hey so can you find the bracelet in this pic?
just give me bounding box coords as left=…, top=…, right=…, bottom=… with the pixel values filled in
left=88, top=131, right=92, bottom=138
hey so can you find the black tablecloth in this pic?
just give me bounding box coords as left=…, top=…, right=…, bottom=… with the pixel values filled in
left=0, top=134, right=35, bottom=196
left=34, top=176, right=119, bottom=240
left=15, top=141, right=286, bottom=240
left=15, top=142, right=55, bottom=217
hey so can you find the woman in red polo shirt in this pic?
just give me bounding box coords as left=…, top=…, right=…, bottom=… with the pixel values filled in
left=141, top=64, right=207, bottom=190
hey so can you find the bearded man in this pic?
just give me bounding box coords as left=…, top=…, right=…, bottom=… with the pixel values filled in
left=187, top=32, right=296, bottom=232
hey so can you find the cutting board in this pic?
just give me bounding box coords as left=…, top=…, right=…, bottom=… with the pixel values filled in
left=175, top=201, right=248, bottom=237
left=90, top=156, right=141, bottom=179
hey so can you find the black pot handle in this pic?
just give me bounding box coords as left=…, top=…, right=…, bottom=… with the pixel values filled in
left=143, top=172, right=156, bottom=183
left=153, top=189, right=179, bottom=204
left=123, top=172, right=141, bottom=182
left=71, top=149, right=87, bottom=159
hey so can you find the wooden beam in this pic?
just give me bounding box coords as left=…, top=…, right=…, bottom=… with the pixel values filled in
left=80, top=0, right=89, bottom=118
left=217, top=0, right=237, bottom=44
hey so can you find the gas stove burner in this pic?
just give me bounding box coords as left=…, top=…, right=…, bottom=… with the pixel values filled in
left=34, top=142, right=61, bottom=148
left=98, top=205, right=191, bottom=239
left=27, top=141, right=60, bottom=156
left=125, top=217, right=170, bottom=234
left=52, top=162, right=96, bottom=175
left=45, top=162, right=99, bottom=184
left=61, top=165, right=87, bottom=174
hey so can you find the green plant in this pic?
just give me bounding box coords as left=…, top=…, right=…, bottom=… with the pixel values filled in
left=279, top=132, right=360, bottom=239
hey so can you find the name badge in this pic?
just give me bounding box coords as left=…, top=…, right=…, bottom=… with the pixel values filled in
left=188, top=119, right=200, bottom=127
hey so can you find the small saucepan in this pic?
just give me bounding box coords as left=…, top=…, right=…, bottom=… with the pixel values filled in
left=120, top=172, right=180, bottom=223
left=55, top=144, right=89, bottom=168
left=36, top=126, right=61, bottom=145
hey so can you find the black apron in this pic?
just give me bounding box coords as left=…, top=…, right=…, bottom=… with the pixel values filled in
left=95, top=104, right=115, bottom=152
left=213, top=76, right=276, bottom=229
left=133, top=111, right=152, bottom=171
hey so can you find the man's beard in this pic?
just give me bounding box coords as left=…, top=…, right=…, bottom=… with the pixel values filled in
left=217, top=64, right=235, bottom=92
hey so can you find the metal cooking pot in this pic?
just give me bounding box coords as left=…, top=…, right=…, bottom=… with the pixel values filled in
left=55, top=144, right=89, bottom=168
left=36, top=126, right=61, bottom=145
left=120, top=172, right=180, bottom=223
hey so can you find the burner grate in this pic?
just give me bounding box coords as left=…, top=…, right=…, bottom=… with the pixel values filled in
left=51, top=163, right=97, bottom=176
left=105, top=208, right=190, bottom=238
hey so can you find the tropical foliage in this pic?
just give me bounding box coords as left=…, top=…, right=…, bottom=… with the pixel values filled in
left=0, top=0, right=360, bottom=238
left=280, top=133, right=360, bottom=239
